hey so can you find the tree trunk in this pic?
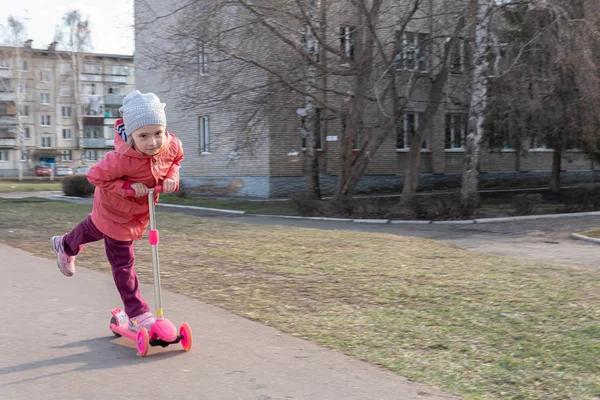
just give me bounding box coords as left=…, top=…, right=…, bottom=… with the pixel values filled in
left=303, top=0, right=321, bottom=199
left=460, top=0, right=493, bottom=215
left=333, top=2, right=382, bottom=202
left=550, top=147, right=562, bottom=193
left=13, top=45, right=24, bottom=181
left=72, top=52, right=84, bottom=162
left=402, top=17, right=464, bottom=205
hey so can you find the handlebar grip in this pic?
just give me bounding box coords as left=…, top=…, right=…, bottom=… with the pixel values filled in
left=121, top=185, right=163, bottom=197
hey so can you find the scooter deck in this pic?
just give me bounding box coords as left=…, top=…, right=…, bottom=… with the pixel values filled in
left=110, top=323, right=138, bottom=342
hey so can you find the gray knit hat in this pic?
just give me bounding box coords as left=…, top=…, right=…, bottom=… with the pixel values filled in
left=119, top=90, right=166, bottom=137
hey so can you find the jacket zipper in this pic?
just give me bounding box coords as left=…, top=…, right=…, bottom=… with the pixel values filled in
left=152, top=157, right=159, bottom=185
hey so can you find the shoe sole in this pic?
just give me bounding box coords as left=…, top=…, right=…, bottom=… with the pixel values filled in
left=51, top=236, right=75, bottom=277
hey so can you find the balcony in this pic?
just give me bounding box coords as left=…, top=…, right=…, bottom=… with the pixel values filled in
left=0, top=138, right=16, bottom=147
left=0, top=92, right=15, bottom=102
left=81, top=138, right=113, bottom=148
left=0, top=116, right=16, bottom=127
left=104, top=94, right=125, bottom=105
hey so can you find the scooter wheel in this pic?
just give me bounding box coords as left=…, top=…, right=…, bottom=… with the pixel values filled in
left=110, top=316, right=122, bottom=338
left=137, top=327, right=150, bottom=357
left=180, top=322, right=193, bottom=352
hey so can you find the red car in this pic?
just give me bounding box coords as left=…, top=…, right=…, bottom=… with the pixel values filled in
left=35, top=165, right=52, bottom=176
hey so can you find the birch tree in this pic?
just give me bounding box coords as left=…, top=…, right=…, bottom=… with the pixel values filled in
left=54, top=10, right=92, bottom=160
left=460, top=0, right=494, bottom=215
left=1, top=17, right=27, bottom=181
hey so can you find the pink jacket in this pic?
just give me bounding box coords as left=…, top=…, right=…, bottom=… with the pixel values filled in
left=86, top=118, right=184, bottom=241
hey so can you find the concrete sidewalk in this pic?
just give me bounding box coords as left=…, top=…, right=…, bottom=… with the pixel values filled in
left=0, top=244, right=459, bottom=400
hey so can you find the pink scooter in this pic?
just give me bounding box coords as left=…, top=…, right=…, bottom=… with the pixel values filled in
left=109, top=185, right=193, bottom=356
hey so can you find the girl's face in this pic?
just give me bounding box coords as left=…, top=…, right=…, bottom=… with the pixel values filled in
left=130, top=124, right=165, bottom=156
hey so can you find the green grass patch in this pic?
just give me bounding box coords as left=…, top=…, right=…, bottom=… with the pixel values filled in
left=1, top=198, right=599, bottom=399
left=579, top=229, right=600, bottom=239
left=0, top=182, right=62, bottom=193
left=159, top=194, right=301, bottom=215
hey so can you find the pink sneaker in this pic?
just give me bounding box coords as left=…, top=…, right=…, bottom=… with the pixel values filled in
left=51, top=235, right=76, bottom=277
left=129, top=312, right=156, bottom=332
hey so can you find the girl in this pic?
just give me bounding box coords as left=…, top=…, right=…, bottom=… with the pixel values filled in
left=51, top=90, right=184, bottom=332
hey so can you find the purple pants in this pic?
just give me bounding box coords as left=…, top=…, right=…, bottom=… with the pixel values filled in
left=63, top=215, right=150, bottom=318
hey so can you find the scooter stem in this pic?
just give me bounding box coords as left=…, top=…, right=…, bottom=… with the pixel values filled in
left=148, top=188, right=164, bottom=318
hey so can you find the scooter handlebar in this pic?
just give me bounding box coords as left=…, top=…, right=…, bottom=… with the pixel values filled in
left=121, top=185, right=163, bottom=197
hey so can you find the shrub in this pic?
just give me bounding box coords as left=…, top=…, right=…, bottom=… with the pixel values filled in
left=512, top=194, right=541, bottom=215
left=62, top=175, right=95, bottom=197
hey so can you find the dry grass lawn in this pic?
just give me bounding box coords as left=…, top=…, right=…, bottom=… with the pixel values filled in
left=1, top=198, right=599, bottom=400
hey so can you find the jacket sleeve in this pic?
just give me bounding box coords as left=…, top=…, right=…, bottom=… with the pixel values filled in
left=165, top=136, right=184, bottom=187
left=86, top=152, right=129, bottom=195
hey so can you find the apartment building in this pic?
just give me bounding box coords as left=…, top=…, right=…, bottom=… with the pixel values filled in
left=133, top=0, right=598, bottom=198
left=0, top=40, right=134, bottom=176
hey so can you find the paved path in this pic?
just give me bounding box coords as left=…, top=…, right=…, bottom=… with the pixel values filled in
left=0, top=244, right=458, bottom=400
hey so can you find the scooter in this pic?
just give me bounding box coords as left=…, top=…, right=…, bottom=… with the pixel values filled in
left=109, top=185, right=193, bottom=356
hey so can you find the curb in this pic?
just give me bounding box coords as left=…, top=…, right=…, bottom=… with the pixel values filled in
left=47, top=195, right=600, bottom=225
left=569, top=233, right=600, bottom=244
left=157, top=203, right=246, bottom=215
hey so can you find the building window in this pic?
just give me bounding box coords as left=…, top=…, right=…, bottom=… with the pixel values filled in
left=395, top=32, right=429, bottom=72
left=450, top=39, right=470, bottom=74
left=0, top=150, right=9, bottom=162
left=0, top=102, right=14, bottom=115
left=60, top=63, right=71, bottom=75
left=340, top=26, right=356, bottom=63
left=352, top=132, right=360, bottom=150
left=20, top=150, right=27, bottom=162
left=62, top=150, right=73, bottom=161
left=85, top=127, right=103, bottom=138
left=397, top=112, right=426, bottom=150
left=62, top=128, right=72, bottom=140
left=83, top=83, right=96, bottom=95
left=445, top=113, right=467, bottom=149
left=0, top=78, right=11, bottom=92
left=40, top=93, right=50, bottom=104
left=0, top=59, right=8, bottom=69
left=106, top=86, right=124, bottom=96
left=62, top=106, right=72, bottom=118
left=83, top=62, right=102, bottom=74
left=60, top=85, right=71, bottom=96
left=18, top=83, right=27, bottom=94
left=41, top=137, right=52, bottom=148
left=111, top=65, right=129, bottom=75
left=41, top=115, right=51, bottom=126
left=19, top=105, right=29, bottom=116
left=19, top=60, right=27, bottom=71
left=530, top=136, right=550, bottom=150
left=40, top=71, right=51, bottom=82
left=199, top=116, right=210, bottom=154
left=198, top=43, right=209, bottom=76
left=85, top=150, right=98, bottom=161
left=301, top=109, right=325, bottom=150
left=104, top=105, right=120, bottom=117
left=23, top=127, right=30, bottom=139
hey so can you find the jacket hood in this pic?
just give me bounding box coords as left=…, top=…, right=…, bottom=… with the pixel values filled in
left=113, top=118, right=169, bottom=158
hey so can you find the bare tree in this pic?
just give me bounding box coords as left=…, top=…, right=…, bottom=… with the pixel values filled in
left=138, top=0, right=472, bottom=202
left=1, top=17, right=27, bottom=181
left=54, top=10, right=92, bottom=158
left=484, top=0, right=600, bottom=194
left=401, top=15, right=466, bottom=205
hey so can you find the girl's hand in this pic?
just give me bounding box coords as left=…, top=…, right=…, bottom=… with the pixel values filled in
left=131, top=182, right=149, bottom=197
left=162, top=179, right=178, bottom=194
